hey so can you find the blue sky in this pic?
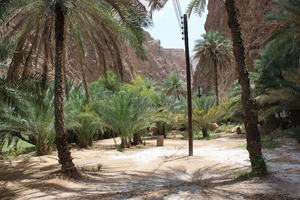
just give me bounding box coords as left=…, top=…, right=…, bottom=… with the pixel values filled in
left=145, top=1, right=207, bottom=50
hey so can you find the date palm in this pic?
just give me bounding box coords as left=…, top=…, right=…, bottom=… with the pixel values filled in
left=92, top=91, right=152, bottom=148
left=163, top=72, right=187, bottom=100
left=192, top=95, right=224, bottom=137
left=258, top=69, right=300, bottom=127
left=264, top=0, right=300, bottom=60
left=187, top=0, right=267, bottom=175
left=0, top=75, right=55, bottom=156
left=1, top=0, right=166, bottom=178
left=193, top=29, right=233, bottom=106
left=255, top=0, right=300, bottom=128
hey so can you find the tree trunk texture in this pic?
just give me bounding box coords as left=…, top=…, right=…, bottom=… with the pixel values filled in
left=133, top=133, right=143, bottom=145
left=214, top=58, right=219, bottom=106
left=54, top=3, right=81, bottom=179
left=202, top=128, right=209, bottom=138
left=225, top=0, right=267, bottom=176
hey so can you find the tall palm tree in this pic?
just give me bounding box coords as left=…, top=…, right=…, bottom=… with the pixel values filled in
left=163, top=72, right=187, bottom=100
left=187, top=0, right=267, bottom=175
left=1, top=0, right=165, bottom=178
left=193, top=29, right=233, bottom=105
left=224, top=0, right=267, bottom=175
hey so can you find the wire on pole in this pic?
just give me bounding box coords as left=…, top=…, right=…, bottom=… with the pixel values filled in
left=172, top=1, right=193, bottom=156
left=172, top=0, right=184, bottom=39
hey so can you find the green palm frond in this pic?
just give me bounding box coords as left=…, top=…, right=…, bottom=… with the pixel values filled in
left=186, top=0, right=207, bottom=18
left=92, top=91, right=153, bottom=147
left=163, top=72, right=186, bottom=100
left=264, top=0, right=300, bottom=58
left=193, top=95, right=217, bottom=114
left=193, top=29, right=233, bottom=104
left=1, top=0, right=157, bottom=82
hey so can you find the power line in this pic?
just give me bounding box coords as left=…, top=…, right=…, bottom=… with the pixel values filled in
left=172, top=0, right=184, bottom=40
left=172, top=0, right=193, bottom=156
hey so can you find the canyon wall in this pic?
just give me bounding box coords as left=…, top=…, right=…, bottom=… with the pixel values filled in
left=122, top=32, right=186, bottom=83
left=193, top=0, right=276, bottom=96
left=65, top=31, right=186, bottom=85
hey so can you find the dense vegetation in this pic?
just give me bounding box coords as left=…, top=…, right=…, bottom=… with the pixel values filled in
left=1, top=0, right=300, bottom=178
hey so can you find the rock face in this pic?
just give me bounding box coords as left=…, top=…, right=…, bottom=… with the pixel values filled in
left=74, top=31, right=186, bottom=84
left=194, top=0, right=276, bottom=96
left=5, top=30, right=186, bottom=86
left=121, top=32, right=186, bottom=83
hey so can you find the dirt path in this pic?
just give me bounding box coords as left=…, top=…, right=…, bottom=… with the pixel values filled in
left=0, top=133, right=299, bottom=199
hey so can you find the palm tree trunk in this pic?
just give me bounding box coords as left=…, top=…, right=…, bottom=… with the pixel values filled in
left=225, top=0, right=267, bottom=176
left=54, top=2, right=81, bottom=179
left=202, top=128, right=209, bottom=138
left=79, top=54, right=91, bottom=104
left=214, top=59, right=219, bottom=106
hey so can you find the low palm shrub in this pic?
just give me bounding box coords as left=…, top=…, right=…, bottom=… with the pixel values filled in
left=0, top=77, right=55, bottom=156
left=92, top=91, right=152, bottom=148
left=66, top=110, right=101, bottom=148
left=192, top=95, right=224, bottom=137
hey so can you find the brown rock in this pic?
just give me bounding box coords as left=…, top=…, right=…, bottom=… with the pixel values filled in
left=195, top=0, right=277, bottom=97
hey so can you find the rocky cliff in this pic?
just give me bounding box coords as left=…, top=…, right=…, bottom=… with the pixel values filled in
left=121, top=32, right=186, bottom=83
left=67, top=31, right=186, bottom=84
left=194, top=0, right=276, bottom=96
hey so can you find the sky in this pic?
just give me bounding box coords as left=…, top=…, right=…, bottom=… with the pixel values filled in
left=145, top=1, right=208, bottom=50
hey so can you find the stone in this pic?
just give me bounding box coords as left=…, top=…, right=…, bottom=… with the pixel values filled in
left=209, top=123, right=219, bottom=131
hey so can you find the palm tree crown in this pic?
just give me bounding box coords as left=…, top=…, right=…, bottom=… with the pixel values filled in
left=1, top=0, right=158, bottom=81
left=0, top=0, right=166, bottom=178
left=264, top=0, right=300, bottom=47
left=193, top=29, right=233, bottom=105
left=163, top=72, right=186, bottom=100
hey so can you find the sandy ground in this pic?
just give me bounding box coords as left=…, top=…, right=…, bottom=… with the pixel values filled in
left=0, top=133, right=300, bottom=200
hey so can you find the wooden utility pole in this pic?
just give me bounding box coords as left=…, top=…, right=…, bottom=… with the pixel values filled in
left=183, top=14, right=193, bottom=156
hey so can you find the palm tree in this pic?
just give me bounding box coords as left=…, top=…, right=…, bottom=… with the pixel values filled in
left=263, top=0, right=300, bottom=60
left=1, top=0, right=166, bottom=178
left=65, top=81, right=102, bottom=148
left=253, top=0, right=300, bottom=132
left=92, top=91, right=152, bottom=148
left=151, top=92, right=186, bottom=137
left=255, top=38, right=299, bottom=93
left=0, top=75, right=55, bottom=156
left=163, top=72, right=187, bottom=100
left=258, top=69, right=300, bottom=127
left=192, top=95, right=224, bottom=137
left=193, top=29, right=233, bottom=105
left=224, top=0, right=267, bottom=175
left=187, top=0, right=267, bottom=175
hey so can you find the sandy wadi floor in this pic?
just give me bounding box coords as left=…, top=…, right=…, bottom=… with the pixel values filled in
left=0, top=133, right=300, bottom=199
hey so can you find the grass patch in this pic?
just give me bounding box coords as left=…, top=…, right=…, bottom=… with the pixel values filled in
left=229, top=170, right=250, bottom=178
left=261, top=139, right=282, bottom=149
left=229, top=170, right=253, bottom=181
left=234, top=139, right=282, bottom=149
left=234, top=143, right=247, bottom=149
